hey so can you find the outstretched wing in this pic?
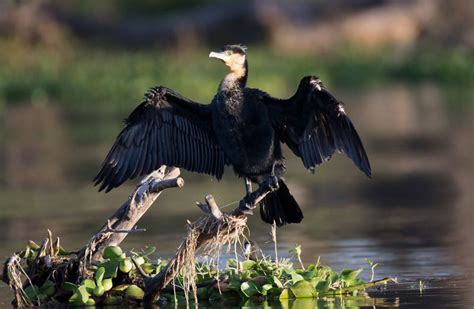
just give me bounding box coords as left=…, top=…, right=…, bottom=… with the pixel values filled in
left=261, top=76, right=371, bottom=177
left=94, top=86, right=226, bottom=192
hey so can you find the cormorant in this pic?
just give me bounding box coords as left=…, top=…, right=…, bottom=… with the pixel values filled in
left=94, top=45, right=371, bottom=226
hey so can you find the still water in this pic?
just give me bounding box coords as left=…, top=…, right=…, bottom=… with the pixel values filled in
left=0, top=85, right=472, bottom=307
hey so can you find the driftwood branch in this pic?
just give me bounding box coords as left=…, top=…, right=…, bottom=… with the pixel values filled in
left=79, top=166, right=184, bottom=265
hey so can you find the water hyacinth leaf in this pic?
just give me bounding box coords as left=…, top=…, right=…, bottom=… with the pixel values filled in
left=28, top=240, right=40, bottom=251
left=141, top=246, right=156, bottom=257
left=24, top=285, right=39, bottom=301
left=329, top=270, right=339, bottom=283
left=299, top=268, right=318, bottom=280
left=241, top=281, right=260, bottom=297
left=273, top=276, right=284, bottom=288
left=102, top=278, right=114, bottom=292
left=113, top=284, right=131, bottom=292
left=227, top=258, right=237, bottom=268
left=316, top=280, right=330, bottom=293
left=61, top=282, right=78, bottom=293
left=21, top=246, right=31, bottom=259
left=39, top=280, right=55, bottom=296
left=77, top=285, right=90, bottom=303
left=290, top=280, right=316, bottom=298
left=289, top=245, right=302, bottom=258
left=134, top=256, right=145, bottom=265
left=93, top=285, right=105, bottom=297
left=228, top=278, right=242, bottom=292
left=95, top=267, right=105, bottom=285
left=261, top=284, right=273, bottom=296
left=341, top=268, right=364, bottom=281
left=119, top=259, right=133, bottom=273
left=82, top=279, right=96, bottom=293
left=242, top=260, right=256, bottom=271
left=291, top=272, right=304, bottom=284
left=126, top=285, right=145, bottom=300
left=141, top=262, right=155, bottom=274
left=103, top=245, right=123, bottom=259
left=279, top=288, right=293, bottom=300
left=100, top=259, right=119, bottom=278
left=58, top=246, right=70, bottom=255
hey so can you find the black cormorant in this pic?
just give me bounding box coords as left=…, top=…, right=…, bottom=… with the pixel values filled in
left=94, top=45, right=371, bottom=226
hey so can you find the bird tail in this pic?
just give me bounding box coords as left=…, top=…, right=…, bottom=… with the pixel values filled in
left=260, top=180, right=303, bottom=227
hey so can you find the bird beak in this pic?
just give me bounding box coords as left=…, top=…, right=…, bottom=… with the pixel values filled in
left=209, top=51, right=229, bottom=62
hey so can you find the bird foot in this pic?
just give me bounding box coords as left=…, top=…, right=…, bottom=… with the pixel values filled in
left=263, top=175, right=279, bottom=191
left=239, top=195, right=256, bottom=215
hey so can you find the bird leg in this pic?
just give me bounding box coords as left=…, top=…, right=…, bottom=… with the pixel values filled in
left=244, top=177, right=252, bottom=195
left=238, top=175, right=280, bottom=215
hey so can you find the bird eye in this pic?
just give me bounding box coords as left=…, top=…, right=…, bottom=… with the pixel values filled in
left=225, top=50, right=232, bottom=56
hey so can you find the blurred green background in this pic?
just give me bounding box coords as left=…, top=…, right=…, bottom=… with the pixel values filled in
left=0, top=0, right=473, bottom=306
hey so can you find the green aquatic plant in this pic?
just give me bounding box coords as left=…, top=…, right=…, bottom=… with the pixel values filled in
left=6, top=240, right=395, bottom=307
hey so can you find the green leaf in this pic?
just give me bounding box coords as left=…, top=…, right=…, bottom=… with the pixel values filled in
left=102, top=278, right=113, bottom=292
left=141, top=262, right=155, bottom=274
left=39, top=280, right=55, bottom=297
left=261, top=284, right=273, bottom=296
left=141, top=246, right=156, bottom=257
left=126, top=285, right=144, bottom=300
left=341, top=268, right=363, bottom=282
left=228, top=278, right=242, bottom=292
left=289, top=244, right=302, bottom=257
left=273, top=276, right=283, bottom=288
left=24, top=285, right=39, bottom=301
left=112, top=284, right=130, bottom=292
left=291, top=272, right=304, bottom=284
left=226, top=258, right=237, bottom=268
left=242, top=260, right=256, bottom=271
left=61, top=282, right=78, bottom=293
left=279, top=288, right=292, bottom=300
left=100, top=260, right=119, bottom=278
left=299, top=268, right=318, bottom=280
left=290, top=280, right=316, bottom=298
left=309, top=276, right=321, bottom=288
left=328, top=270, right=339, bottom=283
left=70, top=285, right=90, bottom=304
left=95, top=266, right=105, bottom=285
left=316, top=280, right=330, bottom=294
left=82, top=279, right=96, bottom=293
left=240, top=281, right=260, bottom=297
left=103, top=246, right=123, bottom=259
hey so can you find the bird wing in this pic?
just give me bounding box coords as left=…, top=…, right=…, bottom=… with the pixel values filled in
left=261, top=76, right=371, bottom=177
left=94, top=86, right=226, bottom=192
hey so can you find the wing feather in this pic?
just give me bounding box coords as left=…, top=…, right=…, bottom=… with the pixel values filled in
left=94, top=86, right=226, bottom=192
left=263, top=76, right=371, bottom=177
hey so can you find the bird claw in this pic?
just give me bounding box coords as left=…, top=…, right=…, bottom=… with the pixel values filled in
left=263, top=175, right=279, bottom=191
left=239, top=195, right=255, bottom=215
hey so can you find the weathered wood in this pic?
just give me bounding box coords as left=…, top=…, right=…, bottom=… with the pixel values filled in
left=80, top=166, right=184, bottom=263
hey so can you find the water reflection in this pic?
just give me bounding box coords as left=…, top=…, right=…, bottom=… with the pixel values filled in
left=0, top=85, right=472, bottom=307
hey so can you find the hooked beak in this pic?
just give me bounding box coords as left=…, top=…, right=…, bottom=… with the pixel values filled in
left=209, top=51, right=229, bottom=62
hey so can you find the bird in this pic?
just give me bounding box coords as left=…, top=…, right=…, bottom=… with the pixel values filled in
left=94, top=44, right=371, bottom=227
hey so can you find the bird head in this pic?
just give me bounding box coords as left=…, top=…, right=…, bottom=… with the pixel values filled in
left=209, top=45, right=247, bottom=77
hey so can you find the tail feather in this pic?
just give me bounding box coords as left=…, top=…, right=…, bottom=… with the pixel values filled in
left=260, top=180, right=303, bottom=227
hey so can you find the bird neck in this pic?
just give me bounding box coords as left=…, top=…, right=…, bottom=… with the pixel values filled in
left=219, top=61, right=248, bottom=92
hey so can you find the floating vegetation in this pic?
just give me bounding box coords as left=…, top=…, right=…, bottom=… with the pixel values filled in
left=2, top=239, right=396, bottom=307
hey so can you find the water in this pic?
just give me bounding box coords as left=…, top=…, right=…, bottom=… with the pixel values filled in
left=0, top=85, right=473, bottom=307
